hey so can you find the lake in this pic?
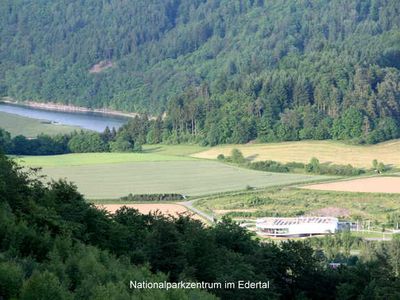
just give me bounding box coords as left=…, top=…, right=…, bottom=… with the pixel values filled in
left=0, top=103, right=129, bottom=132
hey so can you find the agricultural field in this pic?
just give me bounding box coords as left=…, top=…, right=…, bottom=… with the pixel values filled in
left=142, top=144, right=207, bottom=156
left=17, top=146, right=332, bottom=199
left=32, top=160, right=329, bottom=199
left=193, top=187, right=400, bottom=226
left=192, top=140, right=400, bottom=168
left=303, top=176, right=400, bottom=194
left=96, top=203, right=202, bottom=220
left=16, top=152, right=193, bottom=167
left=0, top=111, right=81, bottom=137
left=17, top=144, right=206, bottom=167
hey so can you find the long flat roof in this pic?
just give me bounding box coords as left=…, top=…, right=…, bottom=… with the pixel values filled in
left=257, top=217, right=338, bottom=227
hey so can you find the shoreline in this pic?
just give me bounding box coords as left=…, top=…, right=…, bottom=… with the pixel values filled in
left=1, top=98, right=139, bottom=119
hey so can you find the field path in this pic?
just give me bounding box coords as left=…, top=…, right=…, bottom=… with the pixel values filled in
left=181, top=200, right=215, bottom=223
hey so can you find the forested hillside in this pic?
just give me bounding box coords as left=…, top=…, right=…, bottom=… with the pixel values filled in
left=2, top=153, right=400, bottom=299
left=1, top=0, right=400, bottom=144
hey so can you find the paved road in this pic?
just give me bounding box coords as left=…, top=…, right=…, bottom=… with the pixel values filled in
left=180, top=200, right=215, bottom=223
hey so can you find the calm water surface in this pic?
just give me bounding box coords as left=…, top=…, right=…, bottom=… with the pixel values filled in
left=0, top=103, right=128, bottom=132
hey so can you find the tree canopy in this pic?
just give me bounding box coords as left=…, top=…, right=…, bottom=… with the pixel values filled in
left=1, top=150, right=400, bottom=298
left=1, top=0, right=400, bottom=144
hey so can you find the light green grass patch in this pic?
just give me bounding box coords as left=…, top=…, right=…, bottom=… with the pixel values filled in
left=0, top=111, right=81, bottom=137
left=142, top=144, right=207, bottom=156
left=16, top=152, right=194, bottom=167
left=31, top=160, right=329, bottom=199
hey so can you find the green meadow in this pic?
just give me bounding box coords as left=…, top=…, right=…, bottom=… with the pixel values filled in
left=16, top=144, right=331, bottom=199
left=33, top=160, right=329, bottom=199
left=17, top=152, right=193, bottom=167
left=16, top=145, right=206, bottom=167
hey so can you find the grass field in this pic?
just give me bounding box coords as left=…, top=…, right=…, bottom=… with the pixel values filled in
left=192, top=140, right=400, bottom=168
left=0, top=111, right=81, bottom=137
left=34, top=159, right=329, bottom=199
left=193, top=187, right=400, bottom=226
left=142, top=144, right=207, bottom=156
left=17, top=152, right=194, bottom=167
left=16, top=145, right=206, bottom=167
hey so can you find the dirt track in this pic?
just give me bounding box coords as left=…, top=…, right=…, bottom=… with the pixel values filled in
left=303, top=177, right=400, bottom=194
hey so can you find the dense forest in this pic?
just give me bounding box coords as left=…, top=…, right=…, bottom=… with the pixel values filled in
left=1, top=0, right=400, bottom=145
left=1, top=153, right=400, bottom=299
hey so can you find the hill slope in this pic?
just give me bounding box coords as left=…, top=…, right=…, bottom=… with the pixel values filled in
left=1, top=0, right=400, bottom=144
left=0, top=0, right=399, bottom=111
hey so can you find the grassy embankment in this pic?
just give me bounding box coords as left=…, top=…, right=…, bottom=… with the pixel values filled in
left=0, top=111, right=82, bottom=137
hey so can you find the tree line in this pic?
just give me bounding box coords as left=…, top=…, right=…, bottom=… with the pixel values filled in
left=1, top=153, right=400, bottom=299
left=3, top=103, right=400, bottom=157
left=0, top=123, right=144, bottom=155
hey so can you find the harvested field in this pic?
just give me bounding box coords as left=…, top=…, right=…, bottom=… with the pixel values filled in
left=97, top=203, right=201, bottom=219
left=303, top=177, right=400, bottom=194
left=192, top=140, right=400, bottom=168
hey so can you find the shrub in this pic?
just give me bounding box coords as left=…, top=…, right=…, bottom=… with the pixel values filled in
left=230, top=148, right=246, bottom=164
left=217, top=154, right=225, bottom=161
left=248, top=160, right=290, bottom=173
left=120, top=193, right=185, bottom=201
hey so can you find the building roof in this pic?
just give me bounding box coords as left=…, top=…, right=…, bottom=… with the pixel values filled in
left=256, top=217, right=338, bottom=227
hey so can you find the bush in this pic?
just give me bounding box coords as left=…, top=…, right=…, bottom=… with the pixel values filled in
left=248, top=160, right=290, bottom=173
left=230, top=149, right=246, bottom=164
left=120, top=193, right=185, bottom=201
left=247, top=157, right=365, bottom=176
left=306, top=157, right=320, bottom=173
left=305, top=158, right=365, bottom=176
left=285, top=161, right=306, bottom=169
left=247, top=196, right=273, bottom=207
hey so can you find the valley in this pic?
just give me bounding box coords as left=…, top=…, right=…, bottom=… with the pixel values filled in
left=2, top=1, right=400, bottom=298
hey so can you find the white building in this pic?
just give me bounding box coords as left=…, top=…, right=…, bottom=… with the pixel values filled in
left=256, top=217, right=338, bottom=237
